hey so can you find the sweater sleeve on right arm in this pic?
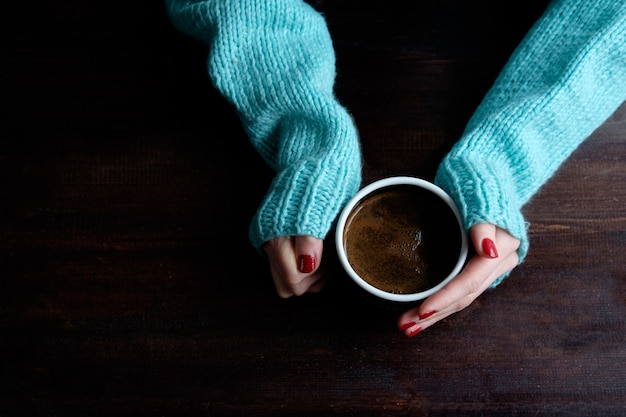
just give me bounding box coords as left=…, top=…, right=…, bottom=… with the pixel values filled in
left=435, top=0, right=626, bottom=283
left=165, top=0, right=362, bottom=249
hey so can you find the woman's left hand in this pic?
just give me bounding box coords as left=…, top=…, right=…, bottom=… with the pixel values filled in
left=397, top=223, right=521, bottom=337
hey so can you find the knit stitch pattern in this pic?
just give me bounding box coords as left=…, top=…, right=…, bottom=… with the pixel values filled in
left=435, top=0, right=626, bottom=285
left=166, top=0, right=363, bottom=249
left=167, top=0, right=626, bottom=286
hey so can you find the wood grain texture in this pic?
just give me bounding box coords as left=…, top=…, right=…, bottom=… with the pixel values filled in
left=1, top=1, right=625, bottom=416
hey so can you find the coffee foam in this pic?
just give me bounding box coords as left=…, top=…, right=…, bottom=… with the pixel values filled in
left=342, top=185, right=461, bottom=294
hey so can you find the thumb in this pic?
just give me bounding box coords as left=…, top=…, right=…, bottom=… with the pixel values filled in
left=294, top=235, right=323, bottom=274
left=470, top=222, right=499, bottom=259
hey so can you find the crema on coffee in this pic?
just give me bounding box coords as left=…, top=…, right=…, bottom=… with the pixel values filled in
left=342, top=185, right=462, bottom=294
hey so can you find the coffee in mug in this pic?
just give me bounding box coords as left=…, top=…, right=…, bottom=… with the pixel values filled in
left=335, top=176, right=468, bottom=303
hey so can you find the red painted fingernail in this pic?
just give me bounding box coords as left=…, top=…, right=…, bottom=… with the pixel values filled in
left=400, top=321, right=417, bottom=331
left=418, top=310, right=437, bottom=320
left=298, top=255, right=316, bottom=273
left=408, top=327, right=423, bottom=338
left=481, top=238, right=499, bottom=258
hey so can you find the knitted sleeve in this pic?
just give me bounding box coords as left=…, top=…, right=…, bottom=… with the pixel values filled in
left=435, top=0, right=626, bottom=285
left=165, top=0, right=362, bottom=249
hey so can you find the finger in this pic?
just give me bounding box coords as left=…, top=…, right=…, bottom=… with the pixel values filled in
left=264, top=236, right=326, bottom=297
left=450, top=250, right=519, bottom=313
left=401, top=249, right=521, bottom=335
left=398, top=227, right=520, bottom=336
left=471, top=222, right=498, bottom=258
left=397, top=254, right=498, bottom=333
left=264, top=236, right=297, bottom=298
left=422, top=228, right=520, bottom=312
left=291, top=236, right=325, bottom=295
left=294, top=235, right=323, bottom=274
left=267, top=255, right=295, bottom=298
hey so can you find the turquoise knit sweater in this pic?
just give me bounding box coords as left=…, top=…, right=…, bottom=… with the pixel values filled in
left=166, top=0, right=626, bottom=284
left=165, top=0, right=363, bottom=249
left=435, top=0, right=626, bottom=284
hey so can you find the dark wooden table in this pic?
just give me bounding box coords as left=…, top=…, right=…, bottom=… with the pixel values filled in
left=2, top=1, right=625, bottom=416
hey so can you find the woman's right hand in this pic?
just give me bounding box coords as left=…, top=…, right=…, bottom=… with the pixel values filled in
left=263, top=235, right=326, bottom=298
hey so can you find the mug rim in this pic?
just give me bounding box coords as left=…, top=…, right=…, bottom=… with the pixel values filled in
left=335, top=176, right=469, bottom=302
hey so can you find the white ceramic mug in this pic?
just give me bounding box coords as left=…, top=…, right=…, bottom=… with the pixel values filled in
left=335, top=176, right=468, bottom=303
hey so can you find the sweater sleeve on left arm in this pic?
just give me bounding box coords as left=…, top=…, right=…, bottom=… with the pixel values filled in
left=435, top=0, right=626, bottom=284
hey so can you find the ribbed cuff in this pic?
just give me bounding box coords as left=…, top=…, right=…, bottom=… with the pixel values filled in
left=435, top=155, right=530, bottom=286
left=248, top=104, right=362, bottom=249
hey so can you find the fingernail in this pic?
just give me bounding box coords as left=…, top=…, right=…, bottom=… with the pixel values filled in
left=481, top=238, right=499, bottom=258
left=298, top=255, right=316, bottom=273
left=400, top=321, right=417, bottom=331
left=418, top=310, right=437, bottom=320
left=408, top=327, right=423, bottom=338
